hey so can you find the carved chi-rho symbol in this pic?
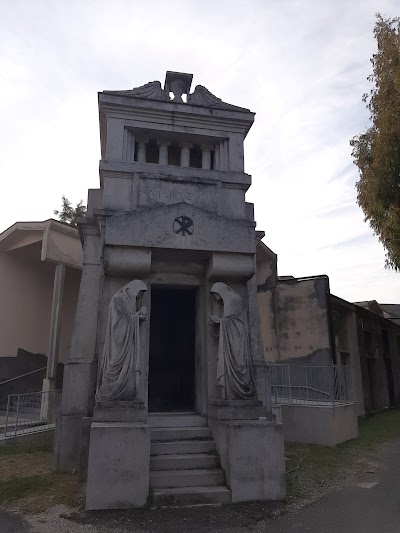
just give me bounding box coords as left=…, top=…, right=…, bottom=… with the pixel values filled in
left=173, top=215, right=194, bottom=236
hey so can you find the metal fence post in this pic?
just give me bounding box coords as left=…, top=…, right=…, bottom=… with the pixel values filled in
left=14, top=395, right=20, bottom=437
left=332, top=366, right=336, bottom=407
left=4, top=395, right=11, bottom=437
left=305, top=366, right=309, bottom=404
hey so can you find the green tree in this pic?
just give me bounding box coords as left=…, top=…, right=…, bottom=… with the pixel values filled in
left=54, top=195, right=87, bottom=227
left=350, top=14, right=400, bottom=270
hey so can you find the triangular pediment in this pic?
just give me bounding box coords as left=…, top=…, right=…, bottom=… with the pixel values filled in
left=105, top=203, right=256, bottom=254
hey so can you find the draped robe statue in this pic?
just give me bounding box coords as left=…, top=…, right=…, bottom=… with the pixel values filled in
left=96, top=280, right=148, bottom=402
left=209, top=282, right=255, bottom=400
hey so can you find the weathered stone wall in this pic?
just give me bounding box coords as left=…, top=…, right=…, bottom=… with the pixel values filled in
left=276, top=277, right=331, bottom=364
left=355, top=308, right=400, bottom=413
left=256, top=246, right=279, bottom=362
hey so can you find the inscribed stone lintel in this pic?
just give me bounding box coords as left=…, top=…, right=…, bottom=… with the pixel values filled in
left=138, top=178, right=218, bottom=212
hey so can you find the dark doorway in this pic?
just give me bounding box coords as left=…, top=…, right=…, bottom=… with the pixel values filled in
left=384, top=357, right=396, bottom=407
left=366, top=358, right=376, bottom=411
left=148, top=287, right=196, bottom=412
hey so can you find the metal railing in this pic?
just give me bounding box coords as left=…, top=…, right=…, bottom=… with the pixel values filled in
left=0, top=366, right=47, bottom=387
left=269, top=364, right=355, bottom=407
left=3, top=389, right=61, bottom=437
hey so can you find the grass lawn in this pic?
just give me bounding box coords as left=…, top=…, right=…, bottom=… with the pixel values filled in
left=0, top=408, right=400, bottom=516
left=0, top=443, right=84, bottom=512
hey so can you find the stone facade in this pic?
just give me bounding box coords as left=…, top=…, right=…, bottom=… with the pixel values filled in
left=54, top=72, right=285, bottom=508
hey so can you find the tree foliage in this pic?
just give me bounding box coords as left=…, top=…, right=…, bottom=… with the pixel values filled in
left=350, top=14, right=400, bottom=270
left=54, top=195, right=87, bottom=227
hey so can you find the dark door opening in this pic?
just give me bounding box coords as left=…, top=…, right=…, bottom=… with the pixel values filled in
left=366, top=358, right=376, bottom=411
left=384, top=357, right=396, bottom=407
left=148, top=287, right=196, bottom=412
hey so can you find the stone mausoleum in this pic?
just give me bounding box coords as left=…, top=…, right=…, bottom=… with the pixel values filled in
left=54, top=71, right=285, bottom=508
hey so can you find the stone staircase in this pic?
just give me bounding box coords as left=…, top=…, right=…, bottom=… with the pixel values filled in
left=149, top=412, right=231, bottom=506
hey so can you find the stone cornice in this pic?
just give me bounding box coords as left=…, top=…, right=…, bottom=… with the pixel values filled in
left=98, top=93, right=254, bottom=136
left=98, top=161, right=252, bottom=190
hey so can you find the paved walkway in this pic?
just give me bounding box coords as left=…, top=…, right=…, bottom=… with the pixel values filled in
left=266, top=439, right=400, bottom=533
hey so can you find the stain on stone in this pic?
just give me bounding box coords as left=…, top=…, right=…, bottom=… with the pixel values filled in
left=314, top=277, right=328, bottom=309
left=257, top=274, right=275, bottom=292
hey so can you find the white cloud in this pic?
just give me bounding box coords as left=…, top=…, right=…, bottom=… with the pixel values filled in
left=0, top=0, right=399, bottom=302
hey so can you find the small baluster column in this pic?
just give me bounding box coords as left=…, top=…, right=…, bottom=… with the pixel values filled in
left=223, top=140, right=229, bottom=171
left=158, top=141, right=170, bottom=166
left=180, top=143, right=192, bottom=168
left=137, top=138, right=147, bottom=163
left=201, top=145, right=212, bottom=170
left=214, top=145, right=220, bottom=170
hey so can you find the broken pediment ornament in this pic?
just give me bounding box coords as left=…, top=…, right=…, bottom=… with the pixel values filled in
left=103, top=71, right=250, bottom=111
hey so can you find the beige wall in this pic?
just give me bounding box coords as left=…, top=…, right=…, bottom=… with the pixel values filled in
left=0, top=246, right=81, bottom=364
left=0, top=247, right=53, bottom=359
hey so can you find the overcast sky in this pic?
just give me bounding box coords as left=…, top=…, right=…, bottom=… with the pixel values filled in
left=1, top=0, right=399, bottom=303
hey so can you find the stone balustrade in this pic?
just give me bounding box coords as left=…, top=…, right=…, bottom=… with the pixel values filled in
left=123, top=130, right=229, bottom=171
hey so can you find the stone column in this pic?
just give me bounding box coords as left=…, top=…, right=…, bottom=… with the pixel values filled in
left=180, top=143, right=192, bottom=168
left=137, top=139, right=147, bottom=163
left=54, top=224, right=103, bottom=472
left=47, top=262, right=65, bottom=382
left=41, top=262, right=65, bottom=422
left=223, top=140, right=229, bottom=171
left=214, top=145, right=220, bottom=170
left=219, top=141, right=229, bottom=171
left=219, top=142, right=226, bottom=171
left=201, top=145, right=212, bottom=170
left=158, top=141, right=170, bottom=166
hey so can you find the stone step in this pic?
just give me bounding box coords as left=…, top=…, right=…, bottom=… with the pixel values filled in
left=153, top=486, right=231, bottom=506
left=150, top=453, right=218, bottom=471
left=151, top=439, right=216, bottom=456
left=148, top=413, right=207, bottom=428
left=150, top=468, right=225, bottom=489
left=151, top=426, right=212, bottom=442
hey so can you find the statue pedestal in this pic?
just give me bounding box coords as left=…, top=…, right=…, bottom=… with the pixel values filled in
left=216, top=419, right=285, bottom=502
left=93, top=400, right=147, bottom=422
left=209, top=399, right=272, bottom=421
left=208, top=399, right=284, bottom=502
left=86, top=401, right=150, bottom=510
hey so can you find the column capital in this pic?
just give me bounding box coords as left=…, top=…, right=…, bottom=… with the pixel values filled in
left=179, top=142, right=193, bottom=149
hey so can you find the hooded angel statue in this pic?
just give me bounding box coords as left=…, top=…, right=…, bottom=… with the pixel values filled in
left=96, top=280, right=148, bottom=402
left=209, top=282, right=255, bottom=400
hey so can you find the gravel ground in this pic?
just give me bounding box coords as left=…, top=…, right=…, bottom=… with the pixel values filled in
left=1, top=501, right=287, bottom=533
